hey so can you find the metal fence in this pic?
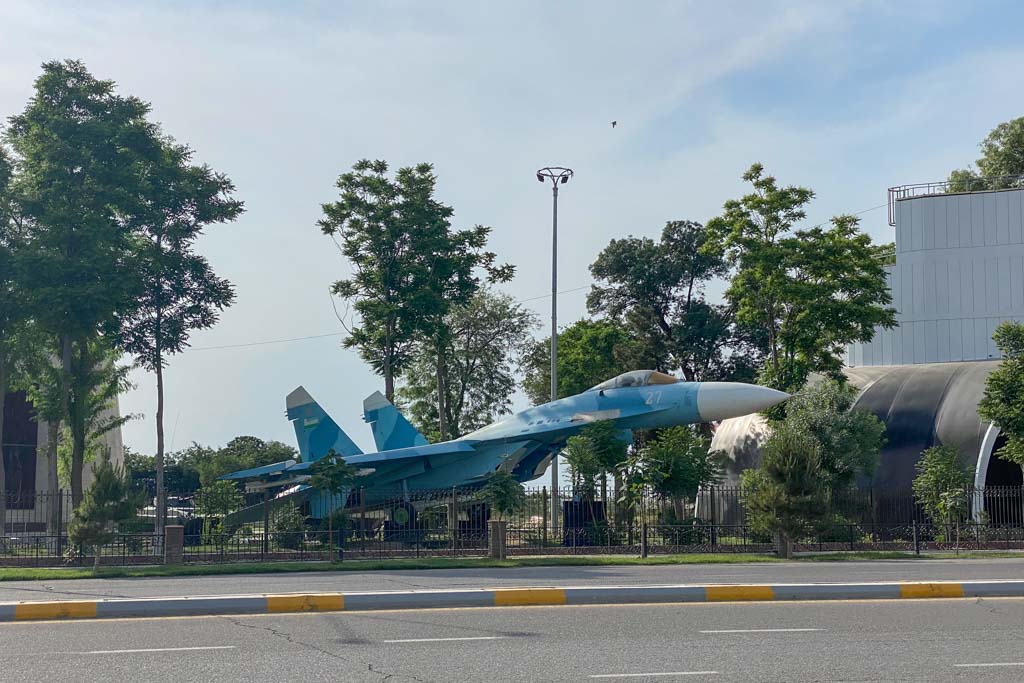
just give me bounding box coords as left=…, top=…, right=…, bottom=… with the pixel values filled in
left=887, top=173, right=1024, bottom=226
left=2, top=484, right=1024, bottom=566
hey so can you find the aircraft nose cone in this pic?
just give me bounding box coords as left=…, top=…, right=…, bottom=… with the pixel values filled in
left=696, top=382, right=790, bottom=422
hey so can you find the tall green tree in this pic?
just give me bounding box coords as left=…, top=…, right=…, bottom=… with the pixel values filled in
left=978, top=321, right=1024, bottom=470
left=588, top=220, right=757, bottom=382
left=68, top=451, right=145, bottom=570
left=912, top=444, right=972, bottom=527
left=621, top=425, right=725, bottom=520
left=319, top=159, right=511, bottom=417
left=741, top=379, right=885, bottom=557
left=521, top=319, right=644, bottom=406
left=949, top=116, right=1024, bottom=190
left=741, top=428, right=827, bottom=558
left=114, top=137, right=242, bottom=538
left=399, top=290, right=537, bottom=439
left=0, top=144, right=23, bottom=530
left=706, top=164, right=896, bottom=393
left=5, top=60, right=163, bottom=506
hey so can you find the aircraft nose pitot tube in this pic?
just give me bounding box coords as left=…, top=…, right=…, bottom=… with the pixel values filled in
left=695, top=382, right=790, bottom=422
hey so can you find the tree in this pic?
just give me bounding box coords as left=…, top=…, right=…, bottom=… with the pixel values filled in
left=193, top=479, right=243, bottom=541
left=741, top=379, right=885, bottom=557
left=521, top=319, right=641, bottom=406
left=479, top=472, right=526, bottom=522
left=706, top=165, right=896, bottom=393
left=741, top=428, right=828, bottom=558
left=319, top=160, right=511, bottom=411
left=68, top=451, right=145, bottom=570
left=6, top=60, right=163, bottom=506
left=308, top=451, right=359, bottom=541
left=0, top=144, right=22, bottom=530
left=114, top=136, right=242, bottom=540
left=978, top=321, right=1024, bottom=471
left=622, top=426, right=725, bottom=520
left=949, top=116, right=1024, bottom=190
left=776, top=379, right=885, bottom=491
left=188, top=436, right=298, bottom=487
left=562, top=421, right=628, bottom=502
left=588, top=220, right=757, bottom=382
left=399, top=290, right=538, bottom=439
left=912, top=444, right=972, bottom=528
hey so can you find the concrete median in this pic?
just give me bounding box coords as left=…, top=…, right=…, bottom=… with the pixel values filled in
left=3, top=579, right=1024, bottom=621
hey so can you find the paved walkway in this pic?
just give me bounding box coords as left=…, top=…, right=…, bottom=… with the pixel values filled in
left=1, top=557, right=1023, bottom=602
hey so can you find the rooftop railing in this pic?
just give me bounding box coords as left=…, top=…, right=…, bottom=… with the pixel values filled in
left=887, top=173, right=1024, bottom=226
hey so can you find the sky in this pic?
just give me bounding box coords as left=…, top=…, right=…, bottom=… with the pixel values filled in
left=3, top=0, right=1024, bottom=466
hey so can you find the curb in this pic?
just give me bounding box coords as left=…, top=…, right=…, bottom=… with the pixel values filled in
left=3, top=580, right=1024, bottom=621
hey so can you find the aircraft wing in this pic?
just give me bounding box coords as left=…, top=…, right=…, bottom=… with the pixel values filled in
left=218, top=459, right=297, bottom=480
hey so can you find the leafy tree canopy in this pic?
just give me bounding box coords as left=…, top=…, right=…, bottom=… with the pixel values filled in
left=706, top=164, right=896, bottom=392
left=978, top=321, right=1024, bottom=469
left=479, top=471, right=526, bottom=521
left=588, top=220, right=757, bottom=381
left=912, top=444, right=972, bottom=526
left=399, top=289, right=537, bottom=439
left=948, top=116, right=1024, bottom=190
left=521, top=319, right=643, bottom=405
left=622, top=425, right=725, bottom=502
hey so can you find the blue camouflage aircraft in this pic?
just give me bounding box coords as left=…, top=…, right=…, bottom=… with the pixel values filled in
left=220, top=370, right=788, bottom=526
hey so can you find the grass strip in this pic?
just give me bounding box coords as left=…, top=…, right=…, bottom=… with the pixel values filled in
left=0, top=549, right=1018, bottom=582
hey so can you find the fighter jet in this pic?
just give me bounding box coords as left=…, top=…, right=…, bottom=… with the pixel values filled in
left=220, top=370, right=788, bottom=526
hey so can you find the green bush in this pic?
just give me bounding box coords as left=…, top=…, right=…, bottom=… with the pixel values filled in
left=272, top=502, right=307, bottom=550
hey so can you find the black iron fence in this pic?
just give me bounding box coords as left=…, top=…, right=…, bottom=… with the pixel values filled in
left=1, top=484, right=1023, bottom=566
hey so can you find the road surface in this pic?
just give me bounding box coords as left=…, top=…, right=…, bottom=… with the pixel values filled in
left=2, top=597, right=1023, bottom=681
left=2, top=557, right=1024, bottom=602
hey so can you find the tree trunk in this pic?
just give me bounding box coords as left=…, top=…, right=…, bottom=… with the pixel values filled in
left=0, top=356, right=7, bottom=541
left=672, top=497, right=685, bottom=522
left=155, top=348, right=166, bottom=540
left=59, top=335, right=86, bottom=509
left=46, top=420, right=59, bottom=534
left=69, top=340, right=87, bottom=510
left=383, top=354, right=394, bottom=404
left=436, top=337, right=449, bottom=441
left=776, top=529, right=793, bottom=559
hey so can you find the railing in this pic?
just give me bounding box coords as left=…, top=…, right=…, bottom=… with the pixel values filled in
left=887, top=174, right=1024, bottom=226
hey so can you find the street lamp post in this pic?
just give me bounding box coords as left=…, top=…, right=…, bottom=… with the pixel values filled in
left=536, top=166, right=573, bottom=533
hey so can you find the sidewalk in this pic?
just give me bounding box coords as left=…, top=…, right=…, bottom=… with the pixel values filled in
left=1, top=557, right=1023, bottom=603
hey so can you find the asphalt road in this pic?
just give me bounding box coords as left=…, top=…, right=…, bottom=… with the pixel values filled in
left=2, top=597, right=1024, bottom=681
left=2, top=558, right=1024, bottom=602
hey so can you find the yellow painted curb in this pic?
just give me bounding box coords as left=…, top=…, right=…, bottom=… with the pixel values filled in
left=266, top=594, right=345, bottom=612
left=705, top=585, right=775, bottom=602
left=15, top=601, right=98, bottom=620
left=494, top=589, right=567, bottom=606
left=899, top=582, right=964, bottom=599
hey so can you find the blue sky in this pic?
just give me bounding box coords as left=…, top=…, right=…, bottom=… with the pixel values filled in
left=3, top=1, right=1024, bottom=467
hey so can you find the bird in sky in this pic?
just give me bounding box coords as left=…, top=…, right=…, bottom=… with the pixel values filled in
left=611, top=120, right=617, bottom=128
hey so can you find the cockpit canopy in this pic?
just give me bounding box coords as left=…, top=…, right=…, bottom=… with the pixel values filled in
left=587, top=370, right=680, bottom=392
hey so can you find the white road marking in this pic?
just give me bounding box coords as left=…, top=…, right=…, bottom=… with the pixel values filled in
left=955, top=662, right=1024, bottom=668
left=589, top=673, right=718, bottom=678
left=700, top=628, right=821, bottom=634
left=76, top=646, right=237, bottom=655
left=383, top=636, right=505, bottom=644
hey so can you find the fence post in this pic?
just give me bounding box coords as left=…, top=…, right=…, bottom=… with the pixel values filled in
left=912, top=519, right=920, bottom=556
left=640, top=513, right=648, bottom=559
left=449, top=487, right=458, bottom=556
left=709, top=486, right=718, bottom=547
left=56, top=489, right=64, bottom=560
left=849, top=523, right=855, bottom=551
left=541, top=487, right=548, bottom=549
left=164, top=525, right=184, bottom=565
left=262, top=492, right=270, bottom=560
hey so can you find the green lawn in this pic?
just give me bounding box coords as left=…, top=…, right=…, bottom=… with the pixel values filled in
left=0, top=549, right=1019, bottom=582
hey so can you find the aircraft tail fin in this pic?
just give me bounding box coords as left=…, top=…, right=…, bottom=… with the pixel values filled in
left=363, top=391, right=430, bottom=451
left=286, top=386, right=363, bottom=462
